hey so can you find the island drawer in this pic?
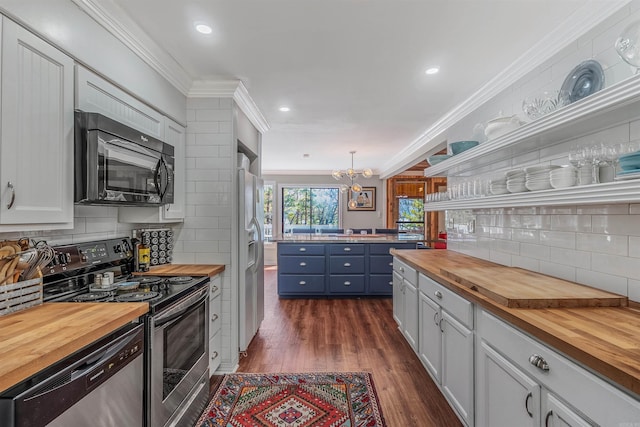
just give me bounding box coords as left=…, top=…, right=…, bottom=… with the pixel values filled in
left=330, top=256, right=365, bottom=274
left=278, top=244, right=325, bottom=255
left=278, top=275, right=326, bottom=294
left=279, top=256, right=325, bottom=274
left=329, top=275, right=365, bottom=293
left=329, top=244, right=365, bottom=255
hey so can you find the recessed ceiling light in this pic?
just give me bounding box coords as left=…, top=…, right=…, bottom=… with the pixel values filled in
left=195, top=23, right=212, bottom=34
left=303, top=153, right=310, bottom=158
left=279, top=106, right=290, bottom=112
left=425, top=67, right=440, bottom=75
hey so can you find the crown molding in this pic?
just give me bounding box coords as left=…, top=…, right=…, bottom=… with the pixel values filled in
left=380, top=0, right=632, bottom=179
left=71, top=0, right=193, bottom=94
left=189, top=80, right=270, bottom=133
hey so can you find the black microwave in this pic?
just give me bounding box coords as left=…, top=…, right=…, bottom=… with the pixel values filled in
left=74, top=111, right=174, bottom=206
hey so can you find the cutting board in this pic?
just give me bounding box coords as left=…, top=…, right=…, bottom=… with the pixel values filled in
left=133, top=264, right=225, bottom=277
left=439, top=267, right=627, bottom=308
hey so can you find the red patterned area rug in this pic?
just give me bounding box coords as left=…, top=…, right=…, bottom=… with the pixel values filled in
left=196, top=372, right=387, bottom=427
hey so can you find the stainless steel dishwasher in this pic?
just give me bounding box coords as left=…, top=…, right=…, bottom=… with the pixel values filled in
left=0, top=322, right=144, bottom=427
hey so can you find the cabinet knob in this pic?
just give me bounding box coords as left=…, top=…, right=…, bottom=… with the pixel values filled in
left=211, top=351, right=219, bottom=360
left=211, top=314, right=218, bottom=322
left=434, top=290, right=443, bottom=299
left=529, top=354, right=550, bottom=371
left=300, top=262, right=307, bottom=266
left=344, top=262, right=351, bottom=267
left=211, top=286, right=219, bottom=293
left=388, top=281, right=392, bottom=286
left=388, top=262, right=393, bottom=266
left=299, top=247, right=306, bottom=252
left=399, top=267, right=405, bottom=273
left=343, top=247, right=351, bottom=252
left=299, top=281, right=306, bottom=285
left=344, top=281, right=351, bottom=286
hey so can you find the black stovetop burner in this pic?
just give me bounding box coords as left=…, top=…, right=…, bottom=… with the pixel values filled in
left=42, top=237, right=209, bottom=313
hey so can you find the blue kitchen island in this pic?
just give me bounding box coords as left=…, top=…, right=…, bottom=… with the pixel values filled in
left=275, top=233, right=423, bottom=297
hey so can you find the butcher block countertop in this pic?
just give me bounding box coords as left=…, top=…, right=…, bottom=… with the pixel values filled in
left=0, top=302, right=148, bottom=393
left=390, top=249, right=640, bottom=396
left=133, top=263, right=225, bottom=277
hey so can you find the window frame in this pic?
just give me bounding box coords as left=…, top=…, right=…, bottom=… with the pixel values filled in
left=277, top=184, right=343, bottom=235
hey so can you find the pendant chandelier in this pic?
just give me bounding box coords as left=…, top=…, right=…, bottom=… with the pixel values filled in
left=332, top=151, right=373, bottom=207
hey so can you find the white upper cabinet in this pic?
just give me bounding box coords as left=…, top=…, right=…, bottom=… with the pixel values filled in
left=0, top=17, right=74, bottom=229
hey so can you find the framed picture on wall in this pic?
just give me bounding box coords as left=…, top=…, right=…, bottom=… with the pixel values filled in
left=348, top=187, right=376, bottom=211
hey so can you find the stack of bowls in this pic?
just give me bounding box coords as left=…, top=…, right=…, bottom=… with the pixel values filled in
left=450, top=140, right=479, bottom=155
left=524, top=165, right=561, bottom=191
left=427, top=154, right=452, bottom=166
left=618, top=150, right=640, bottom=172
left=505, top=169, right=527, bottom=193
left=550, top=166, right=577, bottom=188
left=489, top=177, right=508, bottom=195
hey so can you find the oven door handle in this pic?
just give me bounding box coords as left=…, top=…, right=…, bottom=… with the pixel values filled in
left=154, top=287, right=208, bottom=327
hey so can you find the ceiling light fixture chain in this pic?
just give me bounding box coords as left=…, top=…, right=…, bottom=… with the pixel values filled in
left=332, top=151, right=373, bottom=208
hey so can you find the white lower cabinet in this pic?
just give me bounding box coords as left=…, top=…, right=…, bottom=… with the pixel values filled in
left=476, top=340, right=540, bottom=427
left=476, top=308, right=640, bottom=427
left=418, top=273, right=474, bottom=426
left=392, top=258, right=419, bottom=352
left=208, top=275, right=222, bottom=375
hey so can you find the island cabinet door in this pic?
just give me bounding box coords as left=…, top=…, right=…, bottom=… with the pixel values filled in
left=476, top=340, right=540, bottom=427
left=392, top=271, right=404, bottom=328
left=419, top=292, right=441, bottom=382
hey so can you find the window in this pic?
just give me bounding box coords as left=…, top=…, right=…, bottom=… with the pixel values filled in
left=281, top=186, right=340, bottom=233
left=263, top=183, right=273, bottom=241
left=397, top=197, right=425, bottom=234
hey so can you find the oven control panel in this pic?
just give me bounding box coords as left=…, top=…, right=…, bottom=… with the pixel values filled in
left=44, top=238, right=134, bottom=276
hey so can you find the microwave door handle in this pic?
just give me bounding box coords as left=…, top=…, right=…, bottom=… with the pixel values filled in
left=153, top=157, right=168, bottom=199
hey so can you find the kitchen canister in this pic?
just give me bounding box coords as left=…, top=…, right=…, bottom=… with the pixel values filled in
left=133, top=228, right=174, bottom=266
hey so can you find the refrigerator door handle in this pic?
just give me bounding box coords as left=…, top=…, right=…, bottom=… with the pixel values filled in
left=248, top=217, right=262, bottom=273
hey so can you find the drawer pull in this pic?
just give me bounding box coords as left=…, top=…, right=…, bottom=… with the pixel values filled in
left=300, top=262, right=307, bottom=266
left=525, top=392, right=533, bottom=418
left=211, top=314, right=219, bottom=322
left=344, top=281, right=351, bottom=286
left=544, top=410, right=553, bottom=427
left=299, top=247, right=306, bottom=252
left=211, top=351, right=219, bottom=360
left=299, top=281, right=306, bottom=285
left=399, top=267, right=405, bottom=273
left=529, top=354, right=549, bottom=371
left=388, top=281, right=392, bottom=286
left=343, top=247, right=351, bottom=252
left=433, top=312, right=439, bottom=327
left=434, top=290, right=443, bottom=299
left=344, top=262, right=351, bottom=267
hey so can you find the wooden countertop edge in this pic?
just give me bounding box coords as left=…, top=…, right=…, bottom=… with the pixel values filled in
left=134, top=264, right=225, bottom=277
left=0, top=303, right=148, bottom=394
left=391, top=249, right=640, bottom=397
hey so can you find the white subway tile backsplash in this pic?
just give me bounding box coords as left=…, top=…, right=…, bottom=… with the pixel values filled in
left=628, top=279, right=640, bottom=303
left=591, top=253, right=639, bottom=278
left=548, top=247, right=591, bottom=269
left=512, top=229, right=539, bottom=242
left=539, top=230, right=576, bottom=249
left=576, top=269, right=628, bottom=296
left=631, top=204, right=640, bottom=214
left=576, top=204, right=629, bottom=215
left=187, top=121, right=220, bottom=133
left=540, top=206, right=575, bottom=215
left=629, top=236, right=640, bottom=258
left=489, top=250, right=512, bottom=267
left=539, top=261, right=576, bottom=282
left=490, top=238, right=519, bottom=254
left=549, top=215, right=591, bottom=232
left=520, top=243, right=550, bottom=261
left=576, top=233, right=628, bottom=255
left=195, top=109, right=233, bottom=122
left=521, top=215, right=549, bottom=229
left=592, top=214, right=640, bottom=236
left=490, top=227, right=512, bottom=240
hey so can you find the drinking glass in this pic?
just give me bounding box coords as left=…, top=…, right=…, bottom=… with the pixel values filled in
left=569, top=145, right=589, bottom=185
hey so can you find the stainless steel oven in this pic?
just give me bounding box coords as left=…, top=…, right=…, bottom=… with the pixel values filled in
left=74, top=110, right=175, bottom=206
left=148, top=282, right=210, bottom=427
left=41, top=237, right=211, bottom=427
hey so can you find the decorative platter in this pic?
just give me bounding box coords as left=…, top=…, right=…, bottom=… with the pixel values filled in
left=560, top=60, right=604, bottom=103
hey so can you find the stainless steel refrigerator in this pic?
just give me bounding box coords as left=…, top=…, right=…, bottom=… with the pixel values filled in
left=238, top=162, right=264, bottom=352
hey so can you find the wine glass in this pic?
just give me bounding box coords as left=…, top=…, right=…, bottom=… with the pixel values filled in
left=568, top=145, right=588, bottom=185
left=615, top=20, right=640, bottom=74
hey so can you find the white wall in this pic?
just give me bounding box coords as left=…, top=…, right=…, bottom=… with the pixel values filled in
left=446, top=1, right=640, bottom=301
left=263, top=174, right=386, bottom=236
left=172, top=97, right=237, bottom=372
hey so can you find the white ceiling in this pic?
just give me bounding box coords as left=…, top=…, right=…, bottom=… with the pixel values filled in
left=102, top=0, right=598, bottom=176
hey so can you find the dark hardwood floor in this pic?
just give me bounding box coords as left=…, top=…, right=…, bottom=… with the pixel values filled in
left=211, top=265, right=462, bottom=426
